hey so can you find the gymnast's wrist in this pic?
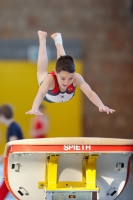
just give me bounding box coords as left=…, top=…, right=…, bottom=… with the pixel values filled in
left=98, top=104, right=105, bottom=109
left=31, top=105, right=39, bottom=110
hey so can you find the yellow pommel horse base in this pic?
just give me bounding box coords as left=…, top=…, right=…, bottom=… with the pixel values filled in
left=38, top=154, right=98, bottom=191
left=3, top=137, right=133, bottom=200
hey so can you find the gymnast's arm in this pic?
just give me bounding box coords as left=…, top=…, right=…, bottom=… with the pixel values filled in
left=26, top=75, right=53, bottom=115
left=75, top=73, right=115, bottom=114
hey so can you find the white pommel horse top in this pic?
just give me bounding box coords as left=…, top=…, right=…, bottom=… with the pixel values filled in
left=3, top=137, right=133, bottom=200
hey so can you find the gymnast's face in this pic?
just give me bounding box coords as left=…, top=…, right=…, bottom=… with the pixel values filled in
left=55, top=70, right=75, bottom=89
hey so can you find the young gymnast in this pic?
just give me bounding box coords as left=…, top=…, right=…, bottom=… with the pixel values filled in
left=26, top=31, right=115, bottom=115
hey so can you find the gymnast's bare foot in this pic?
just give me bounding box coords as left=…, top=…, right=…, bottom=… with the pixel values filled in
left=51, top=33, right=62, bottom=45
left=38, top=31, right=47, bottom=41
left=51, top=33, right=61, bottom=39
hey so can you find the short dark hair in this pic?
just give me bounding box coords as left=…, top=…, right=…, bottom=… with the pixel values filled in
left=0, top=104, right=13, bottom=119
left=56, top=55, right=76, bottom=73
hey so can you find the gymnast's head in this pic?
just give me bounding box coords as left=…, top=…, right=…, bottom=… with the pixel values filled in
left=55, top=55, right=76, bottom=89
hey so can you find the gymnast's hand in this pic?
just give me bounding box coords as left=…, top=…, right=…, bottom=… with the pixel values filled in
left=25, top=109, right=43, bottom=115
left=99, top=105, right=115, bottom=114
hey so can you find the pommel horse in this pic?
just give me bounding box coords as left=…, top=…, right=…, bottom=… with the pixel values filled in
left=3, top=137, right=133, bottom=200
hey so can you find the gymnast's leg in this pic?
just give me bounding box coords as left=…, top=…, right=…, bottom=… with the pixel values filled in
left=51, top=33, right=66, bottom=59
left=37, top=31, right=48, bottom=85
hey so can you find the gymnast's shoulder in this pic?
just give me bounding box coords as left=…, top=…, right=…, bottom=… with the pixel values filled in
left=40, top=73, right=55, bottom=89
left=73, top=73, right=85, bottom=87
